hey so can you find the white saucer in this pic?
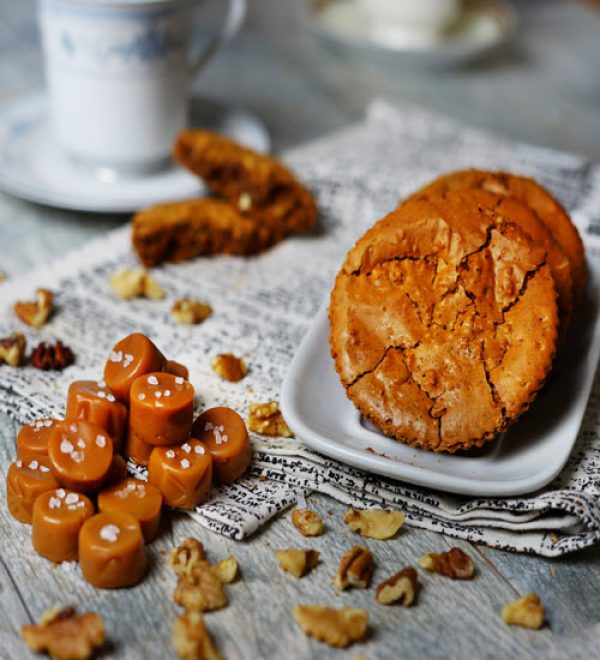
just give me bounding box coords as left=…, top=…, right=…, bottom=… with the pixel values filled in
left=280, top=260, right=600, bottom=497
left=0, top=94, right=270, bottom=214
left=308, top=0, right=517, bottom=65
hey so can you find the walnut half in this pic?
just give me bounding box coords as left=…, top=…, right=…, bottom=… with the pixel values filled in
left=418, top=547, right=475, bottom=580
left=293, top=605, right=368, bottom=648
left=170, top=537, right=206, bottom=576
left=172, top=611, right=221, bottom=660
left=376, top=567, right=419, bottom=606
left=211, top=557, right=238, bottom=584
left=211, top=353, right=247, bottom=382
left=502, top=593, right=545, bottom=629
left=22, top=606, right=105, bottom=660
left=344, top=507, right=405, bottom=540
left=172, top=299, right=213, bottom=325
left=14, top=288, right=53, bottom=328
left=247, top=401, right=293, bottom=437
left=276, top=549, right=320, bottom=578
left=291, top=509, right=324, bottom=537
left=0, top=332, right=26, bottom=366
left=334, top=545, right=373, bottom=591
left=174, top=561, right=228, bottom=612
left=110, top=268, right=165, bottom=300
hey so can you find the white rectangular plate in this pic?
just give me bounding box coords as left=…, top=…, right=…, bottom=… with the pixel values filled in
left=280, top=259, right=600, bottom=497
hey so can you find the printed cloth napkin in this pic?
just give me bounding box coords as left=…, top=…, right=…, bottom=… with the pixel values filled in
left=1, top=99, right=600, bottom=557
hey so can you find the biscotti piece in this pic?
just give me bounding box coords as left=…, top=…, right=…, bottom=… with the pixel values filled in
left=173, top=130, right=317, bottom=235
left=132, top=198, right=280, bottom=267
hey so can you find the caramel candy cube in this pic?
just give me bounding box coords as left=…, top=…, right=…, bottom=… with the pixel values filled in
left=48, top=420, right=113, bottom=493
left=16, top=418, right=59, bottom=463
left=65, top=380, right=127, bottom=452
left=6, top=457, right=60, bottom=524
left=192, top=407, right=251, bottom=484
left=125, top=427, right=154, bottom=467
left=104, top=333, right=166, bottom=404
left=129, top=372, right=194, bottom=446
left=79, top=511, right=148, bottom=589
left=98, top=478, right=162, bottom=542
left=148, top=440, right=213, bottom=509
left=32, top=489, right=94, bottom=563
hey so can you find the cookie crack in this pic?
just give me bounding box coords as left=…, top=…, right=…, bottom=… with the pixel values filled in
left=501, top=261, right=546, bottom=316
left=480, top=338, right=506, bottom=420
left=349, top=254, right=434, bottom=277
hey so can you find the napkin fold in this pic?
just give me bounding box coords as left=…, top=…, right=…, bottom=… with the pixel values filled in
left=2, top=99, right=600, bottom=557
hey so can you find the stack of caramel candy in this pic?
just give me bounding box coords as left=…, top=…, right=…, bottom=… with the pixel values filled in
left=6, top=333, right=252, bottom=589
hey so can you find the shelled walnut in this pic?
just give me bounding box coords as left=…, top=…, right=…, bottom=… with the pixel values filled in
left=174, top=561, right=228, bottom=612
left=375, top=567, right=419, bottom=606
left=31, top=340, right=74, bottom=371
left=0, top=332, right=26, bottom=366
left=334, top=545, right=373, bottom=591
left=110, top=268, right=165, bottom=300
left=21, top=606, right=105, bottom=660
left=171, top=299, right=213, bottom=325
left=14, top=288, right=53, bottom=328
left=172, top=611, right=221, bottom=660
left=344, top=508, right=405, bottom=540
left=170, top=537, right=206, bottom=576
left=211, top=353, right=247, bottom=382
left=211, top=557, right=238, bottom=584
left=291, top=509, right=324, bottom=537
left=293, top=605, right=368, bottom=648
left=502, top=593, right=545, bottom=629
left=247, top=401, right=293, bottom=437
left=276, top=549, right=320, bottom=578
left=418, top=547, right=475, bottom=580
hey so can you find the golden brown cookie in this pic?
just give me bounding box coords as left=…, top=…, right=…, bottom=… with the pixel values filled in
left=410, top=169, right=585, bottom=310
left=329, top=190, right=559, bottom=452
left=173, top=130, right=317, bottom=235
left=132, top=198, right=281, bottom=267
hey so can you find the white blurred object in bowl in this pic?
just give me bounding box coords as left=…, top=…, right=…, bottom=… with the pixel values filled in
left=356, top=0, right=462, bottom=35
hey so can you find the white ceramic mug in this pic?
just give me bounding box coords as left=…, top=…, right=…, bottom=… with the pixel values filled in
left=38, top=0, right=246, bottom=175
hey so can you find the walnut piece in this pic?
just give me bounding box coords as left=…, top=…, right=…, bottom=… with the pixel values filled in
left=170, top=537, right=206, bottom=576
left=418, top=547, right=475, bottom=580
left=344, top=507, right=405, bottom=540
left=14, top=288, right=53, bottom=328
left=276, top=549, right=320, bottom=578
left=375, top=567, right=419, bottom=606
left=0, top=332, right=26, bottom=366
left=110, top=268, right=165, bottom=300
left=291, top=509, right=324, bottom=537
left=21, top=606, right=105, bottom=660
left=502, top=593, right=545, bottom=629
left=247, top=401, right=293, bottom=437
left=174, top=561, right=228, bottom=612
left=334, top=545, right=373, bottom=591
left=172, top=611, right=221, bottom=660
left=172, top=299, right=213, bottom=325
left=211, top=556, right=238, bottom=584
left=31, top=340, right=74, bottom=371
left=211, top=353, right=247, bottom=382
left=293, top=605, right=368, bottom=648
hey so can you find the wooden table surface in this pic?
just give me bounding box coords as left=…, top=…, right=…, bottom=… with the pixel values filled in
left=1, top=1, right=600, bottom=658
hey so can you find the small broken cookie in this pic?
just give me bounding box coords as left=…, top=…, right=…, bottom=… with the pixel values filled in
left=334, top=545, right=373, bottom=591
left=174, top=561, right=228, bottom=612
left=172, top=611, right=221, bottom=660
left=375, top=567, right=419, bottom=606
left=110, top=268, right=165, bottom=300
left=502, top=593, right=545, bottom=629
left=211, top=557, right=238, bottom=584
left=418, top=547, right=475, bottom=580
left=344, top=508, right=405, bottom=540
left=14, top=288, right=53, bottom=328
left=276, top=549, right=319, bottom=578
left=211, top=353, right=247, bottom=382
left=172, top=299, right=213, bottom=325
left=247, top=401, right=293, bottom=437
left=31, top=340, right=74, bottom=371
left=0, top=332, right=26, bottom=366
left=22, top=606, right=105, bottom=660
left=293, top=605, right=368, bottom=648
left=170, top=537, right=206, bottom=576
left=291, top=509, right=324, bottom=537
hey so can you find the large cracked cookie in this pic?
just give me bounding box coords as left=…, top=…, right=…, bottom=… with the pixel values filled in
left=329, top=190, right=559, bottom=452
left=410, top=169, right=585, bottom=315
